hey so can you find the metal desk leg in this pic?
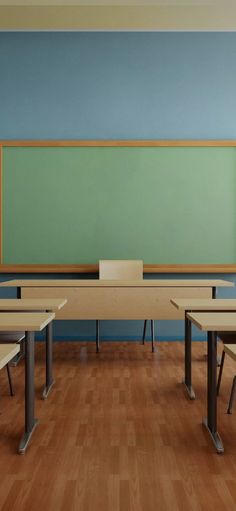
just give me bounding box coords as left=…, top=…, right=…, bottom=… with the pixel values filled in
left=142, top=320, right=147, bottom=344
left=18, top=331, right=38, bottom=454
left=183, top=314, right=195, bottom=399
left=42, top=321, right=54, bottom=399
left=96, top=320, right=100, bottom=353
left=151, top=320, right=155, bottom=352
left=11, top=286, right=25, bottom=367
left=202, top=331, right=224, bottom=454
left=212, top=287, right=221, bottom=365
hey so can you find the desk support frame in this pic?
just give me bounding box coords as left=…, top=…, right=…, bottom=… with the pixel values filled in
left=13, top=287, right=54, bottom=399
left=183, top=313, right=195, bottom=399
left=183, top=286, right=216, bottom=400
left=142, top=319, right=155, bottom=351
left=11, top=286, right=25, bottom=366
left=18, top=330, right=38, bottom=454
left=151, top=319, right=155, bottom=352
left=43, top=316, right=54, bottom=399
left=96, top=320, right=100, bottom=353
left=202, top=331, right=224, bottom=454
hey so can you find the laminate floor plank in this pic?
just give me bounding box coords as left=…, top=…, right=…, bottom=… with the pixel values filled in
left=0, top=341, right=236, bottom=510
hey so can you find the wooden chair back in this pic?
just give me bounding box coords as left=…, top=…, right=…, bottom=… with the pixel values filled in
left=99, top=260, right=143, bottom=280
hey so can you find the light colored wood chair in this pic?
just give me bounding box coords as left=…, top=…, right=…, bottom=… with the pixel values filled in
left=217, top=332, right=236, bottom=392
left=217, top=334, right=236, bottom=414
left=0, top=344, right=20, bottom=397
left=96, top=260, right=155, bottom=352
left=99, top=259, right=143, bottom=281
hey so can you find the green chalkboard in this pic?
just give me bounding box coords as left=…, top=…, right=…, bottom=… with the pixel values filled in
left=2, top=146, right=236, bottom=264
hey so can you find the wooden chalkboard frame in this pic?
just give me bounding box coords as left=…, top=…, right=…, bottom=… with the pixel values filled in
left=0, top=139, right=236, bottom=274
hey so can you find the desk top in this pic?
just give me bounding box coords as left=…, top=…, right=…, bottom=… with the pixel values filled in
left=171, top=298, right=236, bottom=311
left=0, top=312, right=55, bottom=331
left=0, top=279, right=233, bottom=288
left=0, top=298, right=67, bottom=311
left=0, top=344, right=20, bottom=370
left=187, top=312, right=236, bottom=331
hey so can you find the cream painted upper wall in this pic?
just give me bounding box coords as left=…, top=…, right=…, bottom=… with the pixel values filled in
left=0, top=0, right=230, bottom=4
left=0, top=3, right=236, bottom=29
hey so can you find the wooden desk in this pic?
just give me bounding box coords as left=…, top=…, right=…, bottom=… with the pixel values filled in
left=171, top=298, right=236, bottom=399
left=0, top=312, right=55, bottom=454
left=0, top=298, right=66, bottom=312
left=0, top=279, right=233, bottom=320
left=187, top=312, right=236, bottom=454
left=0, top=343, right=20, bottom=370
left=0, top=299, right=67, bottom=398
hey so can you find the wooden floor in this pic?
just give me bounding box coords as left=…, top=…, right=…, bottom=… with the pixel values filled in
left=1, top=341, right=236, bottom=510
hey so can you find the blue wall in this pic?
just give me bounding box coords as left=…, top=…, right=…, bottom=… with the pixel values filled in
left=1, top=32, right=236, bottom=342
left=1, top=32, right=236, bottom=139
